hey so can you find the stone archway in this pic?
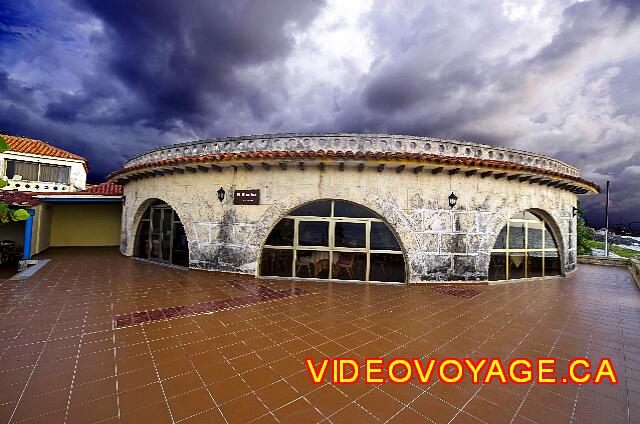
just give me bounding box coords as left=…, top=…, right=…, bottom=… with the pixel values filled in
left=129, top=197, right=191, bottom=267
left=481, top=207, right=565, bottom=280
left=254, top=198, right=411, bottom=284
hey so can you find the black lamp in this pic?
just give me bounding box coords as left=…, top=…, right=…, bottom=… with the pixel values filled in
left=572, top=206, right=578, bottom=217
left=448, top=192, right=457, bottom=208
left=217, top=187, right=225, bottom=202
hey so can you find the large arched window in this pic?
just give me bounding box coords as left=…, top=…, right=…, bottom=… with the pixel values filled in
left=488, top=210, right=561, bottom=281
left=135, top=201, right=189, bottom=266
left=260, top=200, right=406, bottom=283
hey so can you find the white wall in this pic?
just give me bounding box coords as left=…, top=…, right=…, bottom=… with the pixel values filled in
left=0, top=151, right=87, bottom=192
left=120, top=164, right=580, bottom=283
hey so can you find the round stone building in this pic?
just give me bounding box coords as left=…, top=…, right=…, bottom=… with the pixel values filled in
left=109, top=134, right=599, bottom=284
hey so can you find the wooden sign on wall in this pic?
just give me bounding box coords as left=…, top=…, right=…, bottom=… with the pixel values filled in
left=233, top=189, right=260, bottom=205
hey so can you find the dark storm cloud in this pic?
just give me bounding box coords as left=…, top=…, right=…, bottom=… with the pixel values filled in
left=51, top=0, right=324, bottom=130
left=0, top=0, right=638, bottom=228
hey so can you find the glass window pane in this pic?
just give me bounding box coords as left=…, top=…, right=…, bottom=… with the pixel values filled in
left=527, top=222, right=543, bottom=249
left=161, top=210, right=172, bottom=261
left=265, top=218, right=294, bottom=246
left=136, top=220, right=150, bottom=258
left=298, top=221, right=329, bottom=246
left=544, top=251, right=561, bottom=276
left=508, top=222, right=525, bottom=249
left=334, top=222, right=366, bottom=248
left=172, top=222, right=189, bottom=266
left=295, top=250, right=330, bottom=279
left=492, top=225, right=507, bottom=249
left=57, top=166, right=70, bottom=184
left=289, top=201, right=331, bottom=217
left=260, top=249, right=293, bottom=277
left=5, top=160, right=16, bottom=178
left=488, top=252, right=506, bottom=281
left=369, top=253, right=405, bottom=282
left=370, top=222, right=401, bottom=250
left=527, top=251, right=543, bottom=278
left=508, top=253, right=526, bottom=279
left=40, top=164, right=63, bottom=183
left=332, top=252, right=366, bottom=281
left=333, top=200, right=377, bottom=218
left=544, top=225, right=559, bottom=249
left=13, top=160, right=39, bottom=181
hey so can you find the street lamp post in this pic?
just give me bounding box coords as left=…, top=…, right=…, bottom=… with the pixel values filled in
left=604, top=180, right=610, bottom=257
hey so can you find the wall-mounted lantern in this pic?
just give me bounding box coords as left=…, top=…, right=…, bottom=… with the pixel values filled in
left=217, top=187, right=226, bottom=202
left=572, top=206, right=578, bottom=217
left=448, top=192, right=458, bottom=208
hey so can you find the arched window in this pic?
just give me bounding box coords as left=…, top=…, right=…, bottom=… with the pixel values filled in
left=135, top=201, right=189, bottom=266
left=488, top=210, right=561, bottom=281
left=260, top=200, right=405, bottom=283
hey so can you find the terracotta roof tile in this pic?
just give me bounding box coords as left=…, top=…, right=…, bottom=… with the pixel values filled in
left=82, top=182, right=123, bottom=195
left=32, top=181, right=123, bottom=197
left=0, top=190, right=42, bottom=207
left=2, top=135, right=89, bottom=171
left=108, top=149, right=600, bottom=193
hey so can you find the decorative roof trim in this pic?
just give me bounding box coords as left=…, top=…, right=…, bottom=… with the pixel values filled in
left=2, top=135, right=89, bottom=171
left=108, top=149, right=600, bottom=193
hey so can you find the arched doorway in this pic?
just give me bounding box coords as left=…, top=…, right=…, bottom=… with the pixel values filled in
left=259, top=199, right=406, bottom=283
left=135, top=200, right=189, bottom=266
left=488, top=210, right=562, bottom=281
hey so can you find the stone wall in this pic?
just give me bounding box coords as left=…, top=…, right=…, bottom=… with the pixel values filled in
left=124, top=134, right=581, bottom=178
left=121, top=164, right=578, bottom=283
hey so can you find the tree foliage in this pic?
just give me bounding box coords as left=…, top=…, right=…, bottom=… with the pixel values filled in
left=576, top=201, right=593, bottom=256
left=0, top=134, right=31, bottom=224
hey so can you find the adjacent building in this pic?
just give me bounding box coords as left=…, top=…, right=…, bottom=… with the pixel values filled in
left=1, top=135, right=122, bottom=259
left=1, top=134, right=88, bottom=192
left=110, top=133, right=599, bottom=284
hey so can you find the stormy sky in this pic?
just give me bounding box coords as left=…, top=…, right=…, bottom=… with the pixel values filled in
left=1, top=0, right=638, bottom=228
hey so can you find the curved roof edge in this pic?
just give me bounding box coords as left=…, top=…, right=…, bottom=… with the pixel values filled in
left=108, top=149, right=600, bottom=195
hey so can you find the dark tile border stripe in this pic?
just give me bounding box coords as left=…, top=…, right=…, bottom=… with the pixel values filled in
left=114, top=280, right=309, bottom=328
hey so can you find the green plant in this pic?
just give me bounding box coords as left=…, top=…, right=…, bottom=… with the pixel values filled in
left=0, top=135, right=8, bottom=152
left=576, top=201, right=593, bottom=255
left=0, top=204, right=30, bottom=223
left=0, top=135, right=7, bottom=189
left=0, top=135, right=30, bottom=222
left=0, top=242, right=22, bottom=264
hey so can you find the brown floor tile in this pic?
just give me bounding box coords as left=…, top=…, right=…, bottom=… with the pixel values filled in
left=255, top=379, right=300, bottom=410
left=463, top=396, right=513, bottom=423
left=11, top=388, right=68, bottom=422
left=304, top=384, right=351, bottom=416
left=2, top=249, right=638, bottom=422
left=162, top=371, right=204, bottom=398
left=410, top=392, right=460, bottom=423
left=167, top=387, right=217, bottom=421
left=273, top=397, right=324, bottom=423
left=208, top=375, right=252, bottom=404
left=356, top=388, right=405, bottom=422
left=329, top=403, right=378, bottom=424
left=118, top=382, right=165, bottom=413
left=119, top=401, right=172, bottom=424
left=219, top=392, right=269, bottom=424
left=117, top=366, right=157, bottom=391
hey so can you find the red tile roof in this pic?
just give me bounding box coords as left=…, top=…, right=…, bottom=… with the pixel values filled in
left=108, top=149, right=600, bottom=193
left=2, top=135, right=89, bottom=171
left=33, top=181, right=123, bottom=197
left=82, top=182, right=123, bottom=195
left=0, top=190, right=42, bottom=207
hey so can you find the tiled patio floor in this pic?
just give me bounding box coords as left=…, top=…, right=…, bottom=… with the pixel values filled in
left=0, top=247, right=639, bottom=423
